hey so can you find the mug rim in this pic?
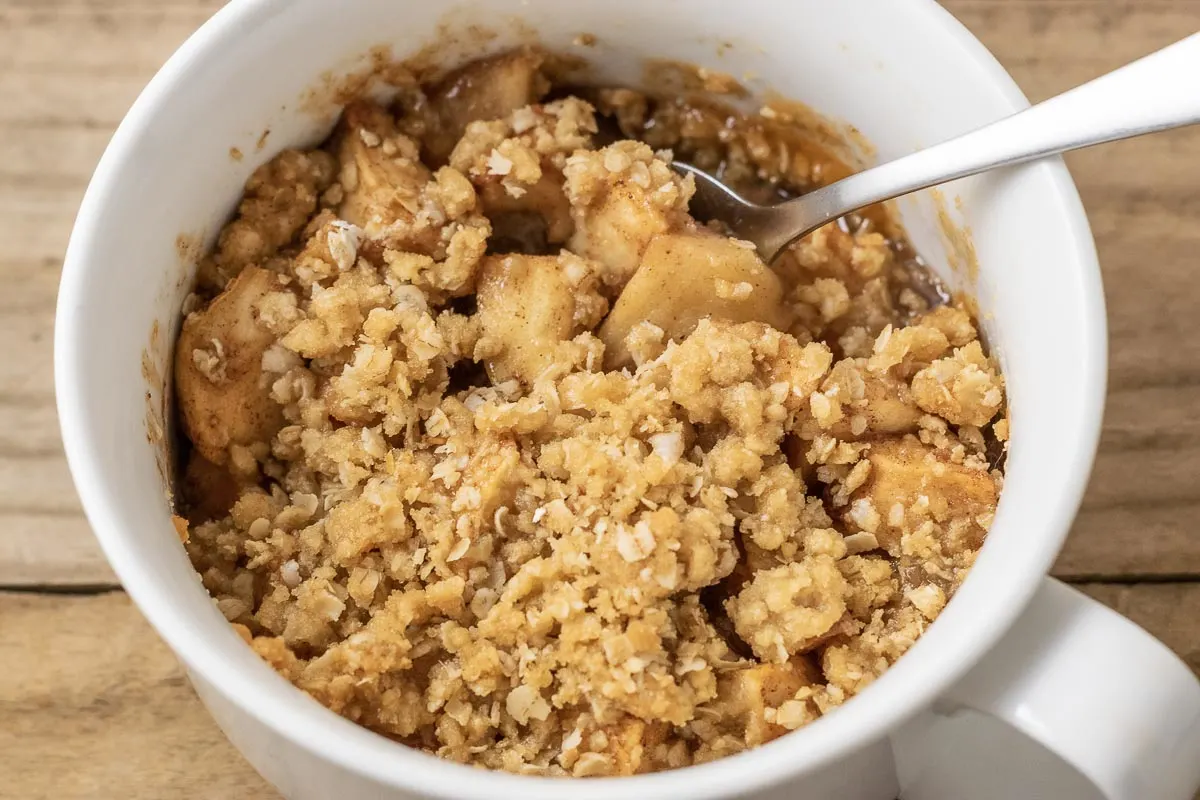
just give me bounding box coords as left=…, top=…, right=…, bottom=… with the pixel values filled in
left=54, top=1, right=1107, bottom=797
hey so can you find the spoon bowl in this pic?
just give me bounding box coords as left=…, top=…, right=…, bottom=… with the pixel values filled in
left=676, top=31, right=1200, bottom=263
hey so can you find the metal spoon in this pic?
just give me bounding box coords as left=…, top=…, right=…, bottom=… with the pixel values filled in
left=675, top=32, right=1200, bottom=263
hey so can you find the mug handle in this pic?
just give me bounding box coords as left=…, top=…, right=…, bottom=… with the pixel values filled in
left=939, top=578, right=1200, bottom=800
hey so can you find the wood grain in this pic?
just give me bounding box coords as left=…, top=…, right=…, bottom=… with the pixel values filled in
left=1, top=585, right=1194, bottom=799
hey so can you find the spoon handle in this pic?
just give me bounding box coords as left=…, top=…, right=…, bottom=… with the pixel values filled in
left=768, top=31, right=1200, bottom=255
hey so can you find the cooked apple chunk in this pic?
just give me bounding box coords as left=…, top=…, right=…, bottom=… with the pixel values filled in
left=476, top=253, right=606, bottom=384
left=175, top=267, right=286, bottom=465
left=564, top=142, right=695, bottom=290
left=847, top=436, right=998, bottom=555
left=600, top=232, right=789, bottom=368
left=423, top=49, right=550, bottom=164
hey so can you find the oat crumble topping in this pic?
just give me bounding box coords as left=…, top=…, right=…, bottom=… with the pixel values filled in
left=175, top=48, right=1007, bottom=777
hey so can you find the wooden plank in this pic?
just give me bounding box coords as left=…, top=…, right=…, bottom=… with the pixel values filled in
left=4, top=0, right=1200, bottom=586
left=0, top=586, right=1193, bottom=800
left=0, top=591, right=277, bottom=800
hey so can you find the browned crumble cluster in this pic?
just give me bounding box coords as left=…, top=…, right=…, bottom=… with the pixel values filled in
left=175, top=48, right=1007, bottom=777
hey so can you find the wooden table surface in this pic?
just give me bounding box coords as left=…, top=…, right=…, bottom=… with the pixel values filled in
left=2, top=1, right=1198, bottom=797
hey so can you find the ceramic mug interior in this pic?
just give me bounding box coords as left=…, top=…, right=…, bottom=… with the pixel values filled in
left=55, top=0, right=1106, bottom=797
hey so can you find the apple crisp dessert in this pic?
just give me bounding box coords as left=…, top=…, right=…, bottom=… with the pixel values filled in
left=175, top=47, right=1006, bottom=776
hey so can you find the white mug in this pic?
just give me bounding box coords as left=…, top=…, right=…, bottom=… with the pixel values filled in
left=55, top=1, right=1200, bottom=798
